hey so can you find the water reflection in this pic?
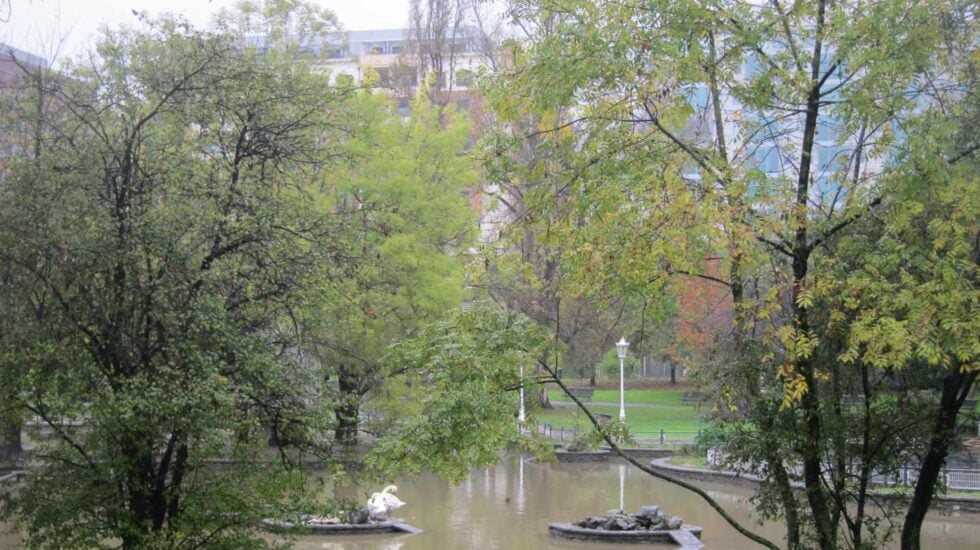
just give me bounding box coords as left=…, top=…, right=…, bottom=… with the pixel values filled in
left=4, top=457, right=979, bottom=549
left=517, top=455, right=526, bottom=514
left=292, top=458, right=980, bottom=550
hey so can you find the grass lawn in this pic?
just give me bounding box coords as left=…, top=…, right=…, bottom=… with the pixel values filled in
left=547, top=389, right=691, bottom=406
left=533, top=400, right=703, bottom=434
left=666, top=451, right=709, bottom=469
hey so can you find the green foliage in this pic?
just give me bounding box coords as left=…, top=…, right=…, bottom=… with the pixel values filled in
left=598, top=348, right=641, bottom=380
left=0, top=5, right=347, bottom=547
left=308, top=87, right=478, bottom=442
left=365, top=304, right=551, bottom=482
left=490, top=1, right=978, bottom=548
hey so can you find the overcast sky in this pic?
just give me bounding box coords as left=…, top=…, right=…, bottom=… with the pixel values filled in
left=1, top=0, right=412, bottom=59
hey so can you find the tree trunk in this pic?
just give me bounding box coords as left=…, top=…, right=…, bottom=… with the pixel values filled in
left=538, top=350, right=553, bottom=409
left=790, top=3, right=836, bottom=544
left=0, top=387, right=23, bottom=463
left=900, top=366, right=977, bottom=550
left=538, top=387, right=552, bottom=409
left=335, top=365, right=360, bottom=444
left=669, top=363, right=676, bottom=385
left=771, top=457, right=802, bottom=549
left=0, top=416, right=22, bottom=462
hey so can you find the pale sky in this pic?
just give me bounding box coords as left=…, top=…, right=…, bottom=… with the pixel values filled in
left=1, top=0, right=412, bottom=60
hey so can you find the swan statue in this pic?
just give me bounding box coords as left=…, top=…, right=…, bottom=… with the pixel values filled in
left=367, top=485, right=406, bottom=522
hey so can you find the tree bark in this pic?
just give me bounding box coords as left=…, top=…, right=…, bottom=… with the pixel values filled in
left=0, top=382, right=23, bottom=463
left=790, top=3, right=836, bottom=545
left=0, top=412, right=22, bottom=462
left=335, top=365, right=361, bottom=444
left=538, top=350, right=553, bottom=408
left=900, top=366, right=977, bottom=550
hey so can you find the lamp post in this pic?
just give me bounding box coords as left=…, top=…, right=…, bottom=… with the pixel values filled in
left=616, top=337, right=629, bottom=422
left=518, top=364, right=526, bottom=430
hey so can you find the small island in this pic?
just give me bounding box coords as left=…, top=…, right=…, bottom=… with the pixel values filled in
left=549, top=506, right=703, bottom=547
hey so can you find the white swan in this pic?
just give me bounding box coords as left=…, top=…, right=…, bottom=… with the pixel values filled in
left=366, top=484, right=406, bottom=522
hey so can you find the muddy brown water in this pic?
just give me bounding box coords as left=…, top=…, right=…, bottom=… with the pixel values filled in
left=3, top=457, right=979, bottom=548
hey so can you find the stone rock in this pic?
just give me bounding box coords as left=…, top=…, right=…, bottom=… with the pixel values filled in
left=604, top=517, right=632, bottom=531
left=637, top=505, right=660, bottom=520
left=574, top=517, right=604, bottom=529
left=568, top=505, right=686, bottom=533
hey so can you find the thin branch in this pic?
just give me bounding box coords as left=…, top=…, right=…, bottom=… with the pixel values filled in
left=756, top=235, right=794, bottom=257
left=536, top=358, right=781, bottom=550
left=810, top=196, right=882, bottom=250
left=664, top=268, right=732, bottom=288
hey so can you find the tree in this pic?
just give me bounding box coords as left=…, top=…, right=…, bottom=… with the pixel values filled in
left=491, top=0, right=976, bottom=548
left=0, top=39, right=67, bottom=466
left=406, top=0, right=469, bottom=105
left=0, top=6, right=348, bottom=546
left=669, top=259, right=732, bottom=380
left=829, top=26, right=979, bottom=545
left=312, top=89, right=477, bottom=444
left=598, top=347, right=640, bottom=380
left=366, top=303, right=551, bottom=481
left=477, top=32, right=651, bottom=403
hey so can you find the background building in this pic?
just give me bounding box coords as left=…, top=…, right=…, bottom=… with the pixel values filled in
left=0, top=43, right=48, bottom=182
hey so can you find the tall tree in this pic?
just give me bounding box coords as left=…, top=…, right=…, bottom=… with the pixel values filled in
left=313, top=89, right=477, bottom=443
left=493, top=0, right=977, bottom=548
left=0, top=39, right=68, bottom=465
left=407, top=0, right=468, bottom=104
left=0, top=5, right=349, bottom=546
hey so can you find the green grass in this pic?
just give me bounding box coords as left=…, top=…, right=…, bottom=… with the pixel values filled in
left=666, top=452, right=709, bottom=469
left=534, top=401, right=702, bottom=433
left=548, top=389, right=692, bottom=406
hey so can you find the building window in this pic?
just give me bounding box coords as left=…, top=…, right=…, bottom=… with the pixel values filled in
left=817, top=145, right=848, bottom=171
left=686, top=85, right=709, bottom=112
left=817, top=119, right=837, bottom=144
left=754, top=145, right=780, bottom=173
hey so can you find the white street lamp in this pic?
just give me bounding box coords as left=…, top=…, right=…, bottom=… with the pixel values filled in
left=518, top=364, right=526, bottom=430
left=616, top=337, right=629, bottom=422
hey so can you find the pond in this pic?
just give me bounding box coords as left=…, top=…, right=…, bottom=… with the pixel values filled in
left=3, top=456, right=980, bottom=548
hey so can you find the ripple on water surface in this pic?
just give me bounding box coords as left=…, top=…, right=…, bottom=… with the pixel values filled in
left=4, top=458, right=980, bottom=549
left=290, top=457, right=980, bottom=550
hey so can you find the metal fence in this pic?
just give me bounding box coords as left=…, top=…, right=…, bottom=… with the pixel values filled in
left=533, top=423, right=699, bottom=447
left=708, top=449, right=980, bottom=492
left=638, top=358, right=687, bottom=380
left=872, top=466, right=980, bottom=492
